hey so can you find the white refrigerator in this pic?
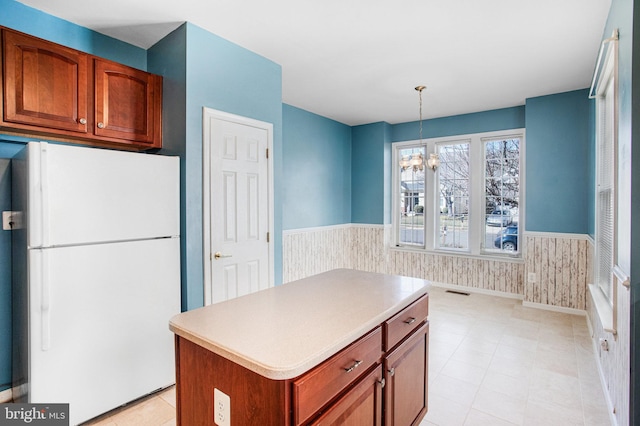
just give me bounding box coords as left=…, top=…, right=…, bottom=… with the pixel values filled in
left=11, top=142, right=181, bottom=425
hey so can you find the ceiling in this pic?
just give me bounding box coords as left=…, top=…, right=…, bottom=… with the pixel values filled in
left=17, top=0, right=612, bottom=126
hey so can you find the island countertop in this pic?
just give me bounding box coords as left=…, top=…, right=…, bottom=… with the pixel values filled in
left=169, top=268, right=430, bottom=380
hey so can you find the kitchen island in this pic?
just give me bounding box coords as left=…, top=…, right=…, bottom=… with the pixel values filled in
left=169, top=268, right=430, bottom=425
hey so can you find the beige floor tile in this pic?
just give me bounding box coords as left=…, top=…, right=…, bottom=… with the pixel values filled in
left=423, top=393, right=470, bottom=426
left=528, top=368, right=582, bottom=410
left=523, top=400, right=584, bottom=426
left=480, top=370, right=530, bottom=400
left=158, top=386, right=176, bottom=408
left=440, top=359, right=487, bottom=386
left=430, top=373, right=480, bottom=406
left=106, top=396, right=175, bottom=426
left=463, top=408, right=518, bottom=426
left=471, top=387, right=527, bottom=425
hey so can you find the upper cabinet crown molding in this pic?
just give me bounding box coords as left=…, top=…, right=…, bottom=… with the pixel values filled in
left=1, top=27, right=162, bottom=151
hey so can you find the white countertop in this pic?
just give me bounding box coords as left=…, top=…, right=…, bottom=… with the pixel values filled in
left=169, top=268, right=430, bottom=380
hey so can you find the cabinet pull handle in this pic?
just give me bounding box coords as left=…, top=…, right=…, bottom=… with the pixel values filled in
left=97, top=122, right=105, bottom=129
left=78, top=118, right=87, bottom=125
left=404, top=317, right=416, bottom=325
left=387, top=367, right=395, bottom=376
left=344, top=360, right=363, bottom=373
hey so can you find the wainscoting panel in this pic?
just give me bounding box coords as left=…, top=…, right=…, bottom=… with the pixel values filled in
left=524, top=233, right=590, bottom=310
left=283, top=226, right=591, bottom=311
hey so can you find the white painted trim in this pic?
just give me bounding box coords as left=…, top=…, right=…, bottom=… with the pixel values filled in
left=202, top=107, right=275, bottom=306
left=0, top=388, right=12, bottom=403
left=392, top=129, right=526, bottom=257
left=523, top=231, right=592, bottom=241
left=430, top=281, right=524, bottom=300
left=522, top=301, right=586, bottom=316
left=588, top=284, right=616, bottom=334
left=282, top=223, right=354, bottom=235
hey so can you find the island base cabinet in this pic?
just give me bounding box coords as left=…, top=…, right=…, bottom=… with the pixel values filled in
left=175, top=337, right=291, bottom=426
left=310, top=366, right=383, bottom=426
left=383, top=321, right=429, bottom=426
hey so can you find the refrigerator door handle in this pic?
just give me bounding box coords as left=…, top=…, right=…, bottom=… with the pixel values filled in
left=41, top=250, right=51, bottom=351
left=39, top=143, right=51, bottom=248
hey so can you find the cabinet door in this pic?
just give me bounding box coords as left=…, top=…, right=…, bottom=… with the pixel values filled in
left=94, top=58, right=161, bottom=146
left=2, top=29, right=88, bottom=133
left=310, top=366, right=383, bottom=426
left=384, top=321, right=429, bottom=426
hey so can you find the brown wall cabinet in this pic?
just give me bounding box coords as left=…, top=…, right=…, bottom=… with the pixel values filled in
left=174, top=294, right=429, bottom=425
left=1, top=28, right=162, bottom=150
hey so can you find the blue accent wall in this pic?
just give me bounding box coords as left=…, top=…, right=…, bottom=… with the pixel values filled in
left=149, top=23, right=283, bottom=311
left=0, top=0, right=146, bottom=70
left=392, top=106, right=526, bottom=142
left=525, top=90, right=593, bottom=234
left=282, top=105, right=351, bottom=230
left=351, top=122, right=392, bottom=224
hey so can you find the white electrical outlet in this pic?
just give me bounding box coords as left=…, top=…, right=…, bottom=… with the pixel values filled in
left=214, top=388, right=230, bottom=426
left=527, top=272, right=537, bottom=283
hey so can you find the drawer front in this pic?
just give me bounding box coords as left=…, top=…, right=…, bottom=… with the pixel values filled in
left=293, top=327, right=382, bottom=425
left=384, top=294, right=429, bottom=351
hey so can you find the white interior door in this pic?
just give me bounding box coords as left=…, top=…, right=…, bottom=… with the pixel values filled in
left=203, top=108, right=273, bottom=304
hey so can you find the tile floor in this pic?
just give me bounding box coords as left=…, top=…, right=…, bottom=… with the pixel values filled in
left=84, top=286, right=612, bottom=426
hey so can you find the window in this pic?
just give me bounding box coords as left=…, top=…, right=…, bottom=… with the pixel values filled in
left=483, top=138, right=521, bottom=253
left=436, top=142, right=470, bottom=250
left=594, top=43, right=617, bottom=303
left=393, top=130, right=524, bottom=257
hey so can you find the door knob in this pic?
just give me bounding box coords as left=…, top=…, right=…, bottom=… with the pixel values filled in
left=214, top=252, right=232, bottom=259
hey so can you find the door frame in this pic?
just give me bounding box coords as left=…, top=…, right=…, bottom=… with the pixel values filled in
left=202, top=107, right=274, bottom=305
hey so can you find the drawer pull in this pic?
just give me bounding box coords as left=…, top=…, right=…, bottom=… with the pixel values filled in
left=344, top=360, right=363, bottom=373
left=404, top=317, right=416, bottom=325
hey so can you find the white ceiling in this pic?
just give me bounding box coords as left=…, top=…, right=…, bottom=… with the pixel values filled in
left=17, top=0, right=612, bottom=126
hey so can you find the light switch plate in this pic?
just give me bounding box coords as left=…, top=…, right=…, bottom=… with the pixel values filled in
left=2, top=211, right=23, bottom=230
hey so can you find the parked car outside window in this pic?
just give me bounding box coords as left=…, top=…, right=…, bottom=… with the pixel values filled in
left=486, top=209, right=513, bottom=227
left=494, top=225, right=518, bottom=251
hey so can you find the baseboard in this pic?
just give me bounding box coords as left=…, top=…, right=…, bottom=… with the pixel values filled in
left=522, top=301, right=586, bottom=316
left=430, top=281, right=524, bottom=300
left=0, top=388, right=12, bottom=403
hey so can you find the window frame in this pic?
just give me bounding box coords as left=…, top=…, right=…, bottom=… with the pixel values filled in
left=392, top=129, right=525, bottom=259
left=593, top=34, right=618, bottom=307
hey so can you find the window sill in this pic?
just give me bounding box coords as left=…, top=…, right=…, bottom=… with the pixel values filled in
left=588, top=283, right=615, bottom=335
left=390, top=245, right=524, bottom=264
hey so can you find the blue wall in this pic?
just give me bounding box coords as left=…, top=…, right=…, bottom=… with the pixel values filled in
left=525, top=90, right=594, bottom=234
left=149, top=23, right=283, bottom=311
left=392, top=106, right=526, bottom=142
left=351, top=122, right=392, bottom=224
left=0, top=0, right=146, bottom=70
left=282, top=105, right=351, bottom=230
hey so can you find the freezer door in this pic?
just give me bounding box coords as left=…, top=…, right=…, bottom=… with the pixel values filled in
left=28, top=238, right=181, bottom=425
left=27, top=142, right=179, bottom=247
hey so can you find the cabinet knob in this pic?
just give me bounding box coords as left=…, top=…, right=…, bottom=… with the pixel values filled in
left=387, top=367, right=395, bottom=376
left=78, top=118, right=87, bottom=125
left=97, top=122, right=105, bottom=129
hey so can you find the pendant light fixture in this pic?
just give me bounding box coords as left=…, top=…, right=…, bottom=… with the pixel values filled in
left=400, top=85, right=439, bottom=172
